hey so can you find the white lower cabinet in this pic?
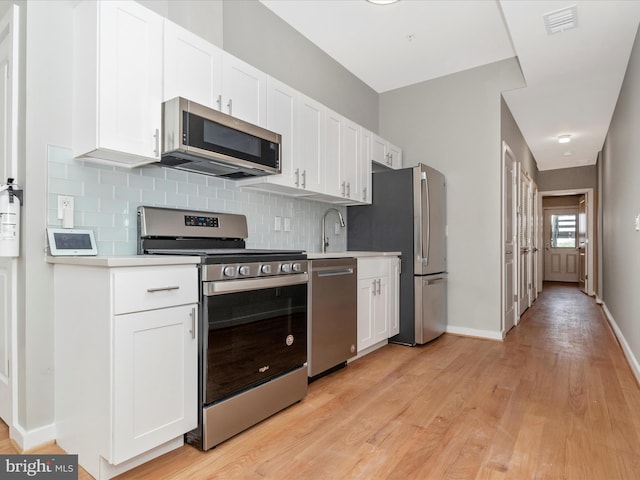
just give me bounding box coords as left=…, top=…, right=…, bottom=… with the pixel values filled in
left=53, top=263, right=198, bottom=480
left=357, top=256, right=400, bottom=354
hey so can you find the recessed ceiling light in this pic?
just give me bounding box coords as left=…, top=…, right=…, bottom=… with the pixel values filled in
left=558, top=134, right=572, bottom=144
left=367, top=0, right=400, bottom=5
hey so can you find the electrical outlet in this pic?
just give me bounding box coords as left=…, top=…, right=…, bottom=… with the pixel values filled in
left=334, top=222, right=341, bottom=235
left=283, top=217, right=291, bottom=232
left=57, top=195, right=74, bottom=219
left=274, top=216, right=282, bottom=232
left=635, top=213, right=640, bottom=231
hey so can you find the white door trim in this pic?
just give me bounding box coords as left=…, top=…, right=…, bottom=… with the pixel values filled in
left=539, top=188, right=595, bottom=295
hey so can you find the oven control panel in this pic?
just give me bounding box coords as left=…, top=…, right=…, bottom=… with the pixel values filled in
left=184, top=215, right=219, bottom=228
left=203, top=260, right=308, bottom=282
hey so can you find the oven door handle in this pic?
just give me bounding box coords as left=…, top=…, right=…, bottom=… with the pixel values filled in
left=203, top=273, right=309, bottom=295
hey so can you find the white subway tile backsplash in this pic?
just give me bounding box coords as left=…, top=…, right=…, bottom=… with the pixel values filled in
left=47, top=145, right=346, bottom=254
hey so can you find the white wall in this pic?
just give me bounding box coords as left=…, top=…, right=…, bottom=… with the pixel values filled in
left=600, top=25, right=640, bottom=376
left=20, top=0, right=74, bottom=434
left=379, top=59, right=526, bottom=337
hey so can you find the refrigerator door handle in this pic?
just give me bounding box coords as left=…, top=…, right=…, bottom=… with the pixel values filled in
left=421, top=171, right=430, bottom=267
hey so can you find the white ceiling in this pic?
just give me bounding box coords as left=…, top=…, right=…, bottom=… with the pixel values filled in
left=260, top=0, right=640, bottom=171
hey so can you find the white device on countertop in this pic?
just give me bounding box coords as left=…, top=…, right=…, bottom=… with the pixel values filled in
left=47, top=228, right=98, bottom=256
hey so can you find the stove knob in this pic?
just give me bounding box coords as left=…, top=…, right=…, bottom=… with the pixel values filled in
left=281, top=263, right=291, bottom=273
left=261, top=264, right=272, bottom=274
left=292, top=263, right=303, bottom=272
left=223, top=266, right=236, bottom=277
left=239, top=265, right=250, bottom=276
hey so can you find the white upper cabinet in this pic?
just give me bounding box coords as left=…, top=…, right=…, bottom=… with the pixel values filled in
left=297, top=93, right=325, bottom=193
left=387, top=141, right=403, bottom=169
left=371, top=133, right=402, bottom=170
left=264, top=76, right=299, bottom=189
left=164, top=22, right=266, bottom=127
left=73, top=0, right=164, bottom=167
left=163, top=21, right=223, bottom=109
left=360, top=129, right=373, bottom=204
left=221, top=54, right=267, bottom=127
left=324, top=108, right=343, bottom=198
left=340, top=117, right=361, bottom=203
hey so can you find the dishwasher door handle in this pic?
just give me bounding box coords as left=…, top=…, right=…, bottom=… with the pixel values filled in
left=317, top=268, right=354, bottom=277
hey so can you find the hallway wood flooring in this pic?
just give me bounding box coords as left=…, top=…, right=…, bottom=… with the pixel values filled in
left=2, top=282, right=640, bottom=479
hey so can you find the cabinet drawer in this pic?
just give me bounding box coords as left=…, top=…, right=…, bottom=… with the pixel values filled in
left=357, top=257, right=389, bottom=279
left=113, top=266, right=198, bottom=314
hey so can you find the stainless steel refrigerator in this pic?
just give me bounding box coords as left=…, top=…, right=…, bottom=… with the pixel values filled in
left=347, top=163, right=447, bottom=345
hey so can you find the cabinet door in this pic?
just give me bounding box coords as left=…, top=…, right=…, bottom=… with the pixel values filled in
left=357, top=278, right=376, bottom=351
left=360, top=129, right=373, bottom=204
left=324, top=108, right=343, bottom=198
left=371, top=134, right=389, bottom=167
left=98, top=1, right=163, bottom=161
left=266, top=76, right=299, bottom=188
left=388, top=258, right=400, bottom=337
left=373, top=275, right=390, bottom=344
left=112, top=304, right=198, bottom=464
left=387, top=142, right=403, bottom=169
left=222, top=53, right=267, bottom=126
left=163, top=21, right=223, bottom=108
left=341, top=118, right=360, bottom=203
left=297, top=94, right=324, bottom=193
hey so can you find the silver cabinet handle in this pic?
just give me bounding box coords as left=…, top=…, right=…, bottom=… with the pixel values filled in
left=386, top=153, right=392, bottom=166
left=295, top=168, right=300, bottom=187
left=363, top=187, right=367, bottom=202
left=227, top=98, right=233, bottom=116
left=376, top=278, right=382, bottom=295
left=346, top=182, right=351, bottom=198
left=153, top=128, right=160, bottom=157
left=341, top=181, right=346, bottom=197
left=189, top=307, right=196, bottom=340
left=372, top=279, right=377, bottom=296
left=302, top=170, right=307, bottom=189
left=146, top=285, right=180, bottom=293
left=216, top=94, right=222, bottom=111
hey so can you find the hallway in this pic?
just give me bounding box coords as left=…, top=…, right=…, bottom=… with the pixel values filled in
left=2, top=283, right=640, bottom=479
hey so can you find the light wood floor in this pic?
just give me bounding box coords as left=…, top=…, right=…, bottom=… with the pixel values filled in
left=3, top=282, right=640, bottom=479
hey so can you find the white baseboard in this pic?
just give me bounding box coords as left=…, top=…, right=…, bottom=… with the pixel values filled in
left=600, top=302, right=640, bottom=385
left=10, top=422, right=56, bottom=452
left=445, top=325, right=503, bottom=341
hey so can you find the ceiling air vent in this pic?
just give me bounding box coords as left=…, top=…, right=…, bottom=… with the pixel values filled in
left=543, top=5, right=578, bottom=35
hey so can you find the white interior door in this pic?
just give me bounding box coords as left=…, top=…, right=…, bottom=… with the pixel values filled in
left=0, top=5, right=19, bottom=426
left=518, top=168, right=532, bottom=317
left=530, top=184, right=539, bottom=302
left=502, top=143, right=517, bottom=333
left=578, top=194, right=587, bottom=293
left=544, top=207, right=580, bottom=283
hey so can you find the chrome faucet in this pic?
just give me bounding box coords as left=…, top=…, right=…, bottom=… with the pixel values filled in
left=321, top=208, right=346, bottom=253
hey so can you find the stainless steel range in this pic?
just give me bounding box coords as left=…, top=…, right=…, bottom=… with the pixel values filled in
left=137, top=206, right=308, bottom=450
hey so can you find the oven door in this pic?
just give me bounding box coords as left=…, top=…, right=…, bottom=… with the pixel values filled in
left=202, top=274, right=308, bottom=406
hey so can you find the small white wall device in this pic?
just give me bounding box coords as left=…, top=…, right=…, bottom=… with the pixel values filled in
left=47, top=228, right=98, bottom=256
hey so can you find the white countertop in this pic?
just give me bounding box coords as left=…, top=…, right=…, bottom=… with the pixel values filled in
left=47, top=255, right=201, bottom=267
left=306, top=251, right=401, bottom=259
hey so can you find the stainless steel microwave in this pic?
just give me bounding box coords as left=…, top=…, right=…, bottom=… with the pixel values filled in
left=160, top=97, right=281, bottom=179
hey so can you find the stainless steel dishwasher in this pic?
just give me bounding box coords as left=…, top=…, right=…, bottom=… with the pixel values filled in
left=308, top=258, right=358, bottom=378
